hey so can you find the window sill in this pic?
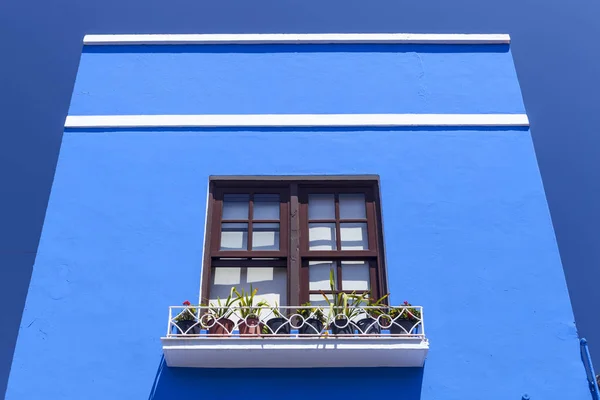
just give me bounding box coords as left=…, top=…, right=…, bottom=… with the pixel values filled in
left=161, top=336, right=429, bottom=368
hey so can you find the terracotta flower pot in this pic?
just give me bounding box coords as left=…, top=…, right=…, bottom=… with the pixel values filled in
left=207, top=317, right=235, bottom=336
left=238, top=316, right=263, bottom=336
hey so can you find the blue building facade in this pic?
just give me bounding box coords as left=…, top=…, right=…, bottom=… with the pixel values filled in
left=5, top=33, right=592, bottom=399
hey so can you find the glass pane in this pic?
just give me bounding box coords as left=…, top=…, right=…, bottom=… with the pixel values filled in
left=309, top=261, right=337, bottom=291
left=340, top=222, right=368, bottom=250
left=211, top=267, right=288, bottom=316
left=341, top=261, right=370, bottom=291
left=253, top=194, right=280, bottom=220
left=222, top=194, right=249, bottom=220
left=212, top=267, right=242, bottom=285
left=309, top=294, right=333, bottom=308
left=220, top=223, right=248, bottom=250
left=252, top=223, right=280, bottom=251
left=246, top=268, right=288, bottom=307
left=308, top=194, right=335, bottom=220
left=309, top=223, right=337, bottom=250
left=339, top=193, right=366, bottom=219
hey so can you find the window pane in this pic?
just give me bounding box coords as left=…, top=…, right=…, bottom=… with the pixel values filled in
left=309, top=261, right=337, bottom=291
left=340, top=222, right=368, bottom=250
left=308, top=194, right=335, bottom=220
left=253, top=194, right=280, bottom=220
left=246, top=268, right=288, bottom=307
left=211, top=267, right=288, bottom=315
left=220, top=223, right=248, bottom=250
left=222, top=194, right=249, bottom=220
left=309, top=223, right=337, bottom=250
left=341, top=261, right=370, bottom=291
left=339, top=193, right=366, bottom=219
left=213, top=267, right=242, bottom=285
left=252, top=223, right=280, bottom=251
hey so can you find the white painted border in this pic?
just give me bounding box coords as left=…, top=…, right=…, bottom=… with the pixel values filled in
left=161, top=337, right=429, bottom=368
left=83, top=33, right=510, bottom=46
left=64, top=114, right=529, bottom=128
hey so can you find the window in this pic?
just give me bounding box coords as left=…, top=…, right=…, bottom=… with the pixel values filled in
left=201, top=177, right=387, bottom=307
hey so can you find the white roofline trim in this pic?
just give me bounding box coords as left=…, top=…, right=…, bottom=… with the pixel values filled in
left=65, top=114, right=529, bottom=128
left=83, top=33, right=510, bottom=46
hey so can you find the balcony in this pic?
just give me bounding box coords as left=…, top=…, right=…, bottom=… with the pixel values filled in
left=161, top=304, right=429, bottom=368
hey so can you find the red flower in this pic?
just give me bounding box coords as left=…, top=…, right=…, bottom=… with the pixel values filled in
left=183, top=300, right=191, bottom=306
left=403, top=301, right=409, bottom=305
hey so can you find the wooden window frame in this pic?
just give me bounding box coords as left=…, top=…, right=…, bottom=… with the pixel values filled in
left=201, top=177, right=387, bottom=306
left=299, top=185, right=383, bottom=303
left=211, top=187, right=289, bottom=258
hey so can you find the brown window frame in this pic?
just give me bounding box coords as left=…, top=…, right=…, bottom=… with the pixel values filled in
left=299, top=185, right=383, bottom=304
left=210, top=187, right=290, bottom=258
left=201, top=177, right=387, bottom=306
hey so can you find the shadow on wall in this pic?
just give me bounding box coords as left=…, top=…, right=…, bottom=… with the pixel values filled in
left=84, top=44, right=510, bottom=55
left=148, top=356, right=424, bottom=400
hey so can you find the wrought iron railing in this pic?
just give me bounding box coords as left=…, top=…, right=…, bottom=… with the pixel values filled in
left=166, top=305, right=425, bottom=338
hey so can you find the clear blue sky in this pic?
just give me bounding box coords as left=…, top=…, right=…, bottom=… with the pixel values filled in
left=1, top=0, right=599, bottom=396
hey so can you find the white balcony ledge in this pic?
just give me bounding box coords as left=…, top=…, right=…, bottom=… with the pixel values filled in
left=161, top=336, right=429, bottom=368
left=162, top=304, right=428, bottom=368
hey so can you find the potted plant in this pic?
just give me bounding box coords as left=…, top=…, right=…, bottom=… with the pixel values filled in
left=389, top=301, right=421, bottom=334
left=328, top=292, right=369, bottom=335
left=202, top=287, right=239, bottom=336
left=295, top=302, right=326, bottom=335
left=320, top=270, right=369, bottom=335
left=234, top=286, right=268, bottom=336
left=174, top=300, right=200, bottom=335
left=264, top=302, right=291, bottom=335
left=356, top=293, right=389, bottom=335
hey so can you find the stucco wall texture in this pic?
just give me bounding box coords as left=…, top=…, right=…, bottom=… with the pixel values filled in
left=71, top=44, right=525, bottom=115
left=5, top=43, right=589, bottom=399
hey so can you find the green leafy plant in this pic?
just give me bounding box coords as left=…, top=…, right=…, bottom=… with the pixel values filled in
left=296, top=302, right=326, bottom=323
left=320, top=270, right=369, bottom=321
left=389, top=301, right=422, bottom=321
left=366, top=293, right=389, bottom=313
left=270, top=301, right=289, bottom=318
left=233, top=286, right=269, bottom=319
left=206, top=287, right=239, bottom=319
left=364, top=293, right=391, bottom=324
left=175, top=300, right=197, bottom=322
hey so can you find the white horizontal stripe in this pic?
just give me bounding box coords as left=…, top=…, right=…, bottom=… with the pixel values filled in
left=83, top=33, right=510, bottom=46
left=65, top=114, right=529, bottom=128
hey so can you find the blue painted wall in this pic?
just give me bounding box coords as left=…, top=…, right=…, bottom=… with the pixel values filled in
left=5, top=44, right=589, bottom=399
left=71, top=44, right=524, bottom=115
left=6, top=1, right=600, bottom=397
